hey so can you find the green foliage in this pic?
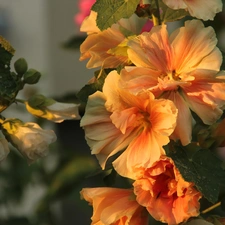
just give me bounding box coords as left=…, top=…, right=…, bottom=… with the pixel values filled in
left=168, top=142, right=225, bottom=203
left=0, top=37, right=19, bottom=112
left=150, top=0, right=189, bottom=23
left=92, top=0, right=140, bottom=30
left=0, top=151, right=38, bottom=203
left=77, top=69, right=111, bottom=104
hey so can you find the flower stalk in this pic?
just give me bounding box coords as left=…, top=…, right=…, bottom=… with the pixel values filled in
left=153, top=0, right=161, bottom=26
left=201, top=202, right=221, bottom=214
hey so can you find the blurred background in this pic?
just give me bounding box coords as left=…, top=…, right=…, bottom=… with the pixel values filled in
left=0, top=1, right=225, bottom=225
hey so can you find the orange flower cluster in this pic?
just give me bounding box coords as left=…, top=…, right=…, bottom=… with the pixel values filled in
left=78, top=0, right=224, bottom=224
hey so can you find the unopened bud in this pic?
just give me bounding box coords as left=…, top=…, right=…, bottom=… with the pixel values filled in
left=14, top=58, right=28, bottom=75
left=23, top=69, right=41, bottom=84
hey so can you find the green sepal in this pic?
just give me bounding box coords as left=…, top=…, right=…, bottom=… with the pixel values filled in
left=23, top=69, right=41, bottom=84
left=77, top=68, right=112, bottom=104
left=14, top=58, right=28, bottom=76
left=27, top=94, right=55, bottom=109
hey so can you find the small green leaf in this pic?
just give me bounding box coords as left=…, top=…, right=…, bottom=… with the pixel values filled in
left=92, top=0, right=140, bottom=30
left=168, top=142, right=225, bottom=203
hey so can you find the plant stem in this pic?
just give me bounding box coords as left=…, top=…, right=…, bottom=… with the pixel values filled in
left=201, top=202, right=221, bottom=214
left=15, top=98, right=26, bottom=104
left=152, top=0, right=161, bottom=26
left=0, top=116, right=5, bottom=124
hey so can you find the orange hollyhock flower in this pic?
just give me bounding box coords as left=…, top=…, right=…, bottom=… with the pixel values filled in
left=79, top=11, right=148, bottom=69
left=133, top=156, right=202, bottom=225
left=162, top=0, right=222, bottom=20
left=121, top=19, right=225, bottom=145
left=81, top=71, right=177, bottom=179
left=80, top=187, right=149, bottom=225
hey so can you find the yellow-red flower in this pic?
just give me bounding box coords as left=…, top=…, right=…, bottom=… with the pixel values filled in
left=80, top=187, right=149, bottom=225
left=162, top=0, right=222, bottom=20
left=81, top=71, right=177, bottom=178
left=121, top=19, right=225, bottom=145
left=133, top=156, right=202, bottom=225
left=80, top=11, right=148, bottom=69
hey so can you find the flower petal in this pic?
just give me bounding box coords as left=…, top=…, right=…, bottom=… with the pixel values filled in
left=170, top=20, right=221, bottom=74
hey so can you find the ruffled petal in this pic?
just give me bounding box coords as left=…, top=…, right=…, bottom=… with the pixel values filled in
left=113, top=130, right=166, bottom=179
left=120, top=67, right=161, bottom=96
left=80, top=187, right=149, bottom=225
left=127, top=24, right=173, bottom=72
left=182, top=70, right=225, bottom=124
left=170, top=20, right=221, bottom=74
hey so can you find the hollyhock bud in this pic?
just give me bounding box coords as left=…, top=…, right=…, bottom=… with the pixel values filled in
left=23, top=69, right=41, bottom=84
left=1, top=118, right=56, bottom=163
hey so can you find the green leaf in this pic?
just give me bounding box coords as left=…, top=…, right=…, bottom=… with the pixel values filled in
left=92, top=0, right=140, bottom=30
left=76, top=69, right=111, bottom=104
left=150, top=0, right=189, bottom=23
left=168, top=143, right=225, bottom=203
